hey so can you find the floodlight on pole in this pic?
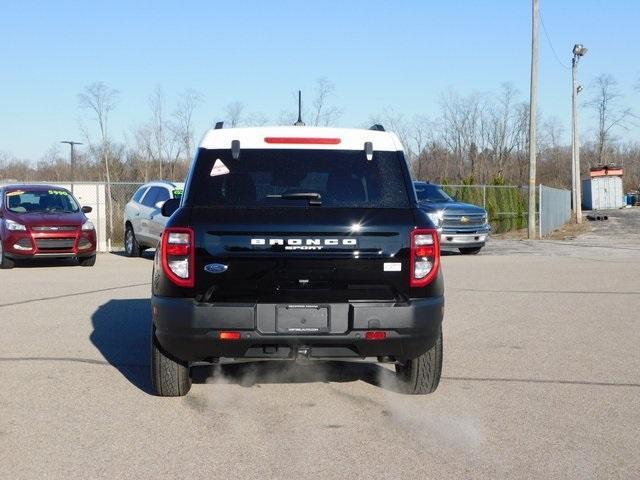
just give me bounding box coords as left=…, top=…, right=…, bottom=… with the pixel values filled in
left=572, top=44, right=588, bottom=56
left=61, top=140, right=83, bottom=190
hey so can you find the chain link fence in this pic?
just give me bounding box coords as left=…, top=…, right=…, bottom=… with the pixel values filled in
left=538, top=185, right=571, bottom=237
left=64, top=182, right=533, bottom=247
left=106, top=182, right=146, bottom=249
left=3, top=180, right=570, bottom=248
left=440, top=184, right=529, bottom=233
left=65, top=181, right=145, bottom=250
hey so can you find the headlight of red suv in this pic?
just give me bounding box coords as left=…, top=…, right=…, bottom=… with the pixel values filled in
left=6, top=219, right=27, bottom=231
left=81, top=220, right=95, bottom=231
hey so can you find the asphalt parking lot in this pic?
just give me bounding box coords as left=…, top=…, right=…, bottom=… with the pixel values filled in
left=1, top=210, right=639, bottom=479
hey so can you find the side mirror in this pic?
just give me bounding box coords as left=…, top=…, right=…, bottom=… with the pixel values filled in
left=81, top=206, right=92, bottom=214
left=161, top=198, right=180, bottom=217
left=155, top=200, right=166, bottom=210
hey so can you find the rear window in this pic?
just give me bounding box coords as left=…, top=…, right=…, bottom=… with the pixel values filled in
left=185, top=148, right=411, bottom=208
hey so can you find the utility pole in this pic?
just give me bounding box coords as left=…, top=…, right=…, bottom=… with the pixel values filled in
left=571, top=44, right=588, bottom=224
left=61, top=140, right=82, bottom=192
left=527, top=0, right=539, bottom=239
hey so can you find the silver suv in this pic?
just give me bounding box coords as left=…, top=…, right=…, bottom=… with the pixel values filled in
left=123, top=181, right=184, bottom=256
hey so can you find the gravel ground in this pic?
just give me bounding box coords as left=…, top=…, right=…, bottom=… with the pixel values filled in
left=485, top=207, right=640, bottom=260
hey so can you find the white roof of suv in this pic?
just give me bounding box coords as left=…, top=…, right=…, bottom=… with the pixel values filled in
left=199, top=126, right=404, bottom=152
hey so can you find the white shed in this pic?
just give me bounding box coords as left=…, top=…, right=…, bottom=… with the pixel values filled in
left=582, top=176, right=624, bottom=210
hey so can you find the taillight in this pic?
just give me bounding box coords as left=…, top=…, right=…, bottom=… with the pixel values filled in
left=161, top=227, right=195, bottom=287
left=410, top=229, right=440, bottom=287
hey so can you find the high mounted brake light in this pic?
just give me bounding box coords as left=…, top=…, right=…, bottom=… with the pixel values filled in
left=410, top=229, right=440, bottom=287
left=264, top=137, right=341, bottom=145
left=161, top=227, right=195, bottom=288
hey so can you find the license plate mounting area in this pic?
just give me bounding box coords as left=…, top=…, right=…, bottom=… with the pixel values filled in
left=276, top=305, right=330, bottom=334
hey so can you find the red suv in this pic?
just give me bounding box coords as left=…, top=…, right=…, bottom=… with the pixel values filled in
left=0, top=184, right=97, bottom=269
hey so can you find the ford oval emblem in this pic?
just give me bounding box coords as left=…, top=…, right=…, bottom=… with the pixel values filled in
left=204, top=263, right=228, bottom=274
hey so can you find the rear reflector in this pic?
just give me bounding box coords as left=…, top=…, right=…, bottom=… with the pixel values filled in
left=219, top=331, right=242, bottom=340
left=365, top=331, right=386, bottom=340
left=264, top=137, right=341, bottom=145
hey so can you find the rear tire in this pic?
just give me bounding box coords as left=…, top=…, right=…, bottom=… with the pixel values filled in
left=124, top=225, right=142, bottom=257
left=0, top=241, right=15, bottom=269
left=78, top=255, right=96, bottom=267
left=395, top=329, right=442, bottom=394
left=459, top=246, right=482, bottom=255
left=151, top=328, right=191, bottom=397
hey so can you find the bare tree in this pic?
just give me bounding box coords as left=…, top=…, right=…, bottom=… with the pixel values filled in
left=484, top=84, right=521, bottom=177
left=278, top=80, right=342, bottom=126
left=149, top=85, right=167, bottom=178
left=173, top=89, right=204, bottom=161
left=132, top=123, right=155, bottom=181
left=278, top=109, right=298, bottom=125
left=408, top=115, right=434, bottom=178
left=36, top=145, right=70, bottom=181
left=311, top=77, right=342, bottom=126
left=588, top=74, right=634, bottom=164
left=367, top=109, right=411, bottom=154
left=0, top=151, right=33, bottom=182
left=244, top=112, right=270, bottom=126
left=0, top=151, right=8, bottom=171
left=78, top=81, right=119, bottom=236
left=539, top=117, right=569, bottom=187
left=225, top=101, right=245, bottom=128
left=439, top=90, right=487, bottom=179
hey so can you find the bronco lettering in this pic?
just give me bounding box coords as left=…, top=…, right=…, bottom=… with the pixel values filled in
left=251, top=238, right=358, bottom=247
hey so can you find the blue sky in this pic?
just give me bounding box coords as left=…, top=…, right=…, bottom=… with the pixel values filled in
left=1, top=0, right=638, bottom=161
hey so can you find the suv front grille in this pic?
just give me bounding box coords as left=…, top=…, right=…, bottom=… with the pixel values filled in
left=35, top=238, right=76, bottom=251
left=31, top=226, right=77, bottom=232
left=442, top=213, right=486, bottom=229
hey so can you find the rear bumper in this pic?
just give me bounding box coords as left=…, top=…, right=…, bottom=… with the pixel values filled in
left=152, top=295, right=444, bottom=362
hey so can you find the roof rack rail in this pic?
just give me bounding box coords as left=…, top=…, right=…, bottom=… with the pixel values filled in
left=214, top=121, right=224, bottom=129
left=369, top=124, right=385, bottom=132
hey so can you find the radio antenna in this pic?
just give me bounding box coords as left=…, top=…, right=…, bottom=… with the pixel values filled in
left=294, top=90, right=305, bottom=126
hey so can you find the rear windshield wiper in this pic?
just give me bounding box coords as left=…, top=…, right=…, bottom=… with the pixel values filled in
left=267, top=192, right=322, bottom=206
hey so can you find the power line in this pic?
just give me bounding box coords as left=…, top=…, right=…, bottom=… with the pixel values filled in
left=540, top=11, right=571, bottom=70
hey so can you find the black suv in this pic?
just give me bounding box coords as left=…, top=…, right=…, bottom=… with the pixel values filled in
left=151, top=126, right=444, bottom=396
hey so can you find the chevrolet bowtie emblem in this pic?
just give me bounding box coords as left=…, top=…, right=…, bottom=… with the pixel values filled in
left=460, top=216, right=469, bottom=223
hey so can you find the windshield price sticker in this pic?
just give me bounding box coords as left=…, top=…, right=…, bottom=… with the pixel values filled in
left=48, top=190, right=69, bottom=196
